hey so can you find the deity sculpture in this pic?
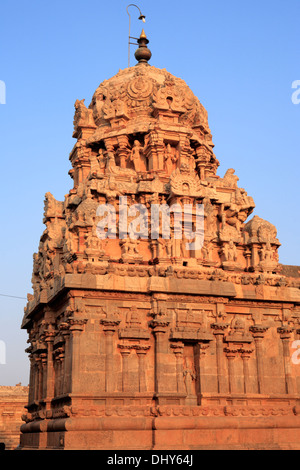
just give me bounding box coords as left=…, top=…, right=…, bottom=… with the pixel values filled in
left=130, top=140, right=145, bottom=172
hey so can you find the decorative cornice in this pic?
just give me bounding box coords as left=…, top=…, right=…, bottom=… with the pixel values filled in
left=211, top=322, right=229, bottom=334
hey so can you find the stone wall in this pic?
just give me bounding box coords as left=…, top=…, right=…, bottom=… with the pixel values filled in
left=0, top=385, right=28, bottom=450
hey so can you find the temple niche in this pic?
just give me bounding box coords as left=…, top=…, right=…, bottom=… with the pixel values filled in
left=20, top=31, right=300, bottom=450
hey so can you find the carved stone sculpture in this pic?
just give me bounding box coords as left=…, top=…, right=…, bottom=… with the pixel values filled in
left=20, top=31, right=300, bottom=451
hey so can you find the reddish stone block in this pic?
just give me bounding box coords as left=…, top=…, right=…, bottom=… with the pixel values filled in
left=0, top=385, right=28, bottom=450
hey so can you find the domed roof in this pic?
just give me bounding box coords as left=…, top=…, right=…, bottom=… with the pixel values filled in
left=90, top=63, right=208, bottom=125
left=87, top=40, right=213, bottom=149
left=72, top=32, right=216, bottom=176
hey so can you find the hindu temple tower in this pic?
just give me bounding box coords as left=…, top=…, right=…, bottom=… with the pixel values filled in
left=20, top=30, right=300, bottom=450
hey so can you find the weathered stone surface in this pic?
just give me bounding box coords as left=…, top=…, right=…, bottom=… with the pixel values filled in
left=0, top=385, right=28, bottom=450
left=19, top=32, right=300, bottom=450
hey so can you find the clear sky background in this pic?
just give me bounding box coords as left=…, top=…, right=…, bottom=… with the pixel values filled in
left=0, top=0, right=299, bottom=385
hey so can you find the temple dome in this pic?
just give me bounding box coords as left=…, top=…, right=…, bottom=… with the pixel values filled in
left=88, top=62, right=213, bottom=147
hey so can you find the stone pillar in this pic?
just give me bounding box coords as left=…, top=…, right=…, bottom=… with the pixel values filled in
left=41, top=353, right=47, bottom=399
left=28, top=353, right=35, bottom=404
left=197, top=343, right=209, bottom=397
left=171, top=343, right=185, bottom=394
left=154, top=330, right=166, bottom=393
left=249, top=325, right=268, bottom=394
left=44, top=328, right=55, bottom=404
left=146, top=138, right=158, bottom=171
left=277, top=326, right=295, bottom=395
left=120, top=347, right=131, bottom=392
left=105, top=331, right=115, bottom=393
left=250, top=243, right=260, bottom=270
left=195, top=145, right=210, bottom=180
left=57, top=347, right=65, bottom=396
left=211, top=323, right=228, bottom=394
left=147, top=130, right=164, bottom=171
left=151, top=318, right=170, bottom=395
left=240, top=347, right=254, bottom=394
left=224, top=345, right=238, bottom=394
left=33, top=356, right=39, bottom=402
left=172, top=203, right=183, bottom=259
left=60, top=323, right=71, bottom=395
left=36, top=356, right=43, bottom=401
left=45, top=341, right=54, bottom=399
left=136, top=346, right=150, bottom=393
left=244, top=248, right=252, bottom=271
left=68, top=318, right=88, bottom=394
left=150, top=240, right=158, bottom=260
left=53, top=351, right=59, bottom=397
left=118, top=150, right=128, bottom=169
left=117, top=135, right=129, bottom=169
left=101, top=318, right=120, bottom=393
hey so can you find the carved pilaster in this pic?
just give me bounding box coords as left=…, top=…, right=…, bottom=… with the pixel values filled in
left=277, top=325, right=295, bottom=395
left=36, top=356, right=42, bottom=402
left=68, top=317, right=88, bottom=394
left=53, top=346, right=65, bottom=397
left=211, top=322, right=229, bottom=394
left=170, top=343, right=185, bottom=394
left=135, top=346, right=150, bottom=393
left=101, top=317, right=121, bottom=393
left=224, top=345, right=239, bottom=394
left=44, top=324, right=56, bottom=404
left=249, top=325, right=268, bottom=394
left=197, top=342, right=210, bottom=398
left=40, top=352, right=47, bottom=400
left=119, top=345, right=131, bottom=392
left=27, top=352, right=35, bottom=405
left=150, top=317, right=170, bottom=395
left=195, top=145, right=211, bottom=180
left=59, top=322, right=71, bottom=395
left=116, top=135, right=130, bottom=169
left=240, top=346, right=254, bottom=394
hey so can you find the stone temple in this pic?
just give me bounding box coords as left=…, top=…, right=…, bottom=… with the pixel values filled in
left=20, top=31, right=300, bottom=449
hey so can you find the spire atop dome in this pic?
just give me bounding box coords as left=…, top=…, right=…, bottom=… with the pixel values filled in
left=126, top=4, right=147, bottom=67
left=139, top=28, right=147, bottom=39
left=134, top=30, right=152, bottom=65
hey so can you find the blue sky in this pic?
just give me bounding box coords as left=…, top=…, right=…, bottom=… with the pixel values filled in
left=0, top=0, right=299, bottom=385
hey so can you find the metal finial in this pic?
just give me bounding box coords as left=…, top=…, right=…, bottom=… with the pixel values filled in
left=126, top=4, right=146, bottom=67
left=134, top=30, right=152, bottom=65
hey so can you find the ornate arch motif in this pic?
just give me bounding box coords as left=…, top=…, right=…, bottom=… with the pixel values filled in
left=126, top=75, right=154, bottom=106
left=169, top=164, right=202, bottom=198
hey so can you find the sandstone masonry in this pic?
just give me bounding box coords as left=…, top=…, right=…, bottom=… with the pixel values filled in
left=19, top=32, right=300, bottom=450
